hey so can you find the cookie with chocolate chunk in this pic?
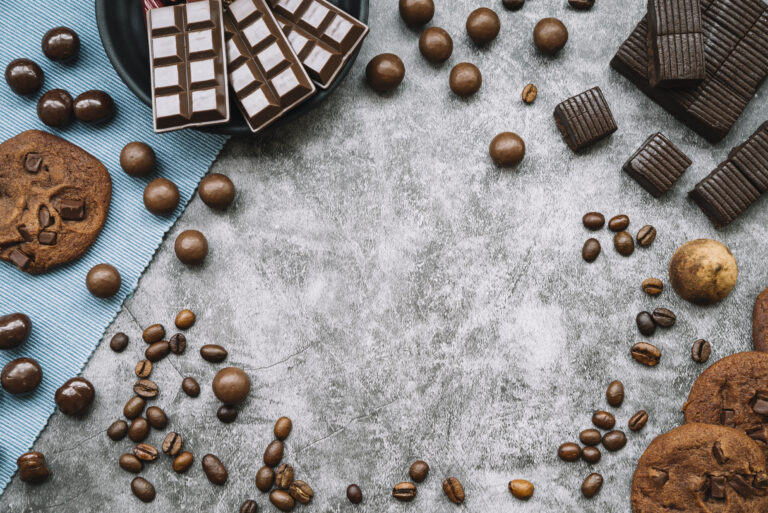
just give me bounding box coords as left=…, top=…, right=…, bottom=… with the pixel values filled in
left=632, top=423, right=768, bottom=512
left=683, top=352, right=768, bottom=461
left=0, top=130, right=111, bottom=274
left=754, top=288, right=768, bottom=352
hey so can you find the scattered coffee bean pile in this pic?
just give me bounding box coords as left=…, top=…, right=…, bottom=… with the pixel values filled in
left=582, top=212, right=656, bottom=262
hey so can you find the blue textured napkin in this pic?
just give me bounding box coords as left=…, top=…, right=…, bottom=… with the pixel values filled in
left=0, top=0, right=228, bottom=493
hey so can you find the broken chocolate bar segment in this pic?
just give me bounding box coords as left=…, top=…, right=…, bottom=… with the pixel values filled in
left=147, top=0, right=230, bottom=132
left=17, top=225, right=31, bottom=241
left=223, top=0, right=316, bottom=133
left=38, top=232, right=57, bottom=245
left=729, top=474, right=755, bottom=497
left=38, top=206, right=52, bottom=228
left=623, top=132, right=691, bottom=197
left=58, top=199, right=85, bottom=220
left=709, top=475, right=727, bottom=499
left=24, top=153, right=42, bottom=173
left=9, top=248, right=31, bottom=270
left=268, top=0, right=369, bottom=89
left=553, top=86, right=618, bottom=152
left=647, top=0, right=706, bottom=88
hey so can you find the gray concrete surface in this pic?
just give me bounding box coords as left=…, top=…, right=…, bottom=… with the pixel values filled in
left=3, top=0, right=768, bottom=511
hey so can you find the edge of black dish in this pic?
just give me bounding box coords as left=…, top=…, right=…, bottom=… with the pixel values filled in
left=95, top=0, right=369, bottom=136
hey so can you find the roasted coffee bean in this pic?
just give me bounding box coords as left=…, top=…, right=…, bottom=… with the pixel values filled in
left=110, top=332, right=129, bottom=352
left=592, top=410, right=616, bottom=430
left=142, top=324, right=165, bottom=344
left=558, top=442, right=581, bottom=461
left=270, top=489, right=295, bottom=511
left=631, top=342, right=661, bottom=366
left=569, top=0, right=594, bottom=9
left=522, top=83, right=537, bottom=104
left=581, top=473, right=603, bottom=498
left=508, top=479, right=534, bottom=500
left=162, top=432, right=183, bottom=456
left=606, top=380, right=625, bottom=407
left=173, top=451, right=194, bottom=473
left=119, top=453, right=143, bottom=473
left=274, top=416, right=292, bottom=440
left=240, top=500, right=259, bottom=513
left=442, top=477, right=465, bottom=504
left=580, top=429, right=602, bottom=446
left=256, top=465, right=276, bottom=492
left=108, top=419, right=129, bottom=441
left=636, top=311, right=656, bottom=336
left=134, top=379, right=159, bottom=398
left=200, top=344, right=227, bottom=363
left=217, top=404, right=238, bottom=423
left=73, top=90, right=114, bottom=123
left=168, top=333, right=186, bottom=354
left=409, top=460, right=429, bottom=482
left=123, top=396, right=145, bottom=419
left=131, top=477, right=156, bottom=503
left=145, top=340, right=170, bottom=362
left=17, top=452, right=49, bottom=483
left=128, top=417, right=150, bottom=443
left=0, top=313, right=31, bottom=350
left=608, top=214, right=629, bottom=231
left=146, top=406, right=167, bottom=429
left=135, top=360, right=152, bottom=378
left=175, top=309, right=196, bottom=330
left=642, top=278, right=663, bottom=296
left=202, top=454, right=228, bottom=485
left=614, top=231, right=635, bottom=256
left=182, top=377, right=200, bottom=397
left=602, top=430, right=627, bottom=451
left=628, top=410, right=649, bottom=431
left=692, top=339, right=711, bottom=363
left=347, top=484, right=363, bottom=504
left=134, top=443, right=159, bottom=462
left=582, top=446, right=601, bottom=464
left=392, top=482, right=418, bottom=502
left=652, top=307, right=676, bottom=327
left=275, top=463, right=295, bottom=489
left=637, top=225, right=657, bottom=247
left=582, top=212, right=605, bottom=230
left=264, top=440, right=284, bottom=467
left=582, top=238, right=601, bottom=262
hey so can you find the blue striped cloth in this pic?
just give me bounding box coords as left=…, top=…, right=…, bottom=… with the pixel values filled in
left=0, top=0, right=228, bottom=492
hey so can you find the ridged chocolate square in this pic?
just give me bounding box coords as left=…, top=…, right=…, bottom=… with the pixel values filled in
left=553, top=87, right=618, bottom=152
left=647, top=0, right=706, bottom=88
left=623, top=133, right=692, bottom=197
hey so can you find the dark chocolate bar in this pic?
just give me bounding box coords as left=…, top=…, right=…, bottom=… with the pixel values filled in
left=647, top=0, right=706, bottom=88
left=224, top=0, right=316, bottom=133
left=147, top=0, right=230, bottom=132
left=611, top=0, right=768, bottom=143
left=268, top=0, right=369, bottom=89
left=553, top=87, right=618, bottom=152
left=623, top=132, right=692, bottom=197
left=690, top=121, right=768, bottom=227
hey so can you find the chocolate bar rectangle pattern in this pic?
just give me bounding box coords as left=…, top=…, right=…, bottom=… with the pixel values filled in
left=147, top=0, right=230, bottom=133
left=647, top=0, right=706, bottom=88
left=553, top=87, right=618, bottom=152
left=690, top=121, right=768, bottom=227
left=268, top=0, right=369, bottom=89
left=623, top=132, right=692, bottom=197
left=611, top=0, right=768, bottom=143
left=224, top=0, right=316, bottom=133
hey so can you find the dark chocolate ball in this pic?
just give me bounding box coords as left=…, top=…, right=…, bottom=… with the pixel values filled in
left=86, top=263, right=122, bottom=298
left=212, top=367, right=251, bottom=404
left=174, top=230, right=208, bottom=266
left=449, top=62, right=482, bottom=97
left=55, top=377, right=95, bottom=416
left=73, top=90, right=114, bottom=124
left=144, top=178, right=180, bottom=215
left=5, top=59, right=44, bottom=95
left=489, top=132, right=526, bottom=167
left=42, top=27, right=80, bottom=62
left=37, top=89, right=73, bottom=127
left=199, top=173, right=235, bottom=210
left=0, top=313, right=32, bottom=350
left=399, top=0, right=434, bottom=25
left=502, top=0, right=525, bottom=10
left=419, top=27, right=453, bottom=63
left=120, top=142, right=156, bottom=177
left=466, top=8, right=501, bottom=45
left=366, top=54, right=405, bottom=92
left=533, top=18, right=569, bottom=54
left=1, top=358, right=43, bottom=394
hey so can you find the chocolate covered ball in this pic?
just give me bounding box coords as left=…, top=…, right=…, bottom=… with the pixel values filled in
left=120, top=142, right=156, bottom=177
left=366, top=54, right=405, bottom=92
left=212, top=367, right=251, bottom=404
left=399, top=0, right=434, bottom=25
left=144, top=178, right=180, bottom=215
left=419, top=27, right=453, bottom=63
left=5, top=59, right=43, bottom=95
left=502, top=0, right=525, bottom=10
left=73, top=90, right=114, bottom=124
left=37, top=89, right=73, bottom=127
left=533, top=18, right=569, bottom=54
left=55, top=377, right=95, bottom=416
left=175, top=230, right=208, bottom=266
left=86, top=263, right=121, bottom=298
left=0, top=313, right=31, bottom=350
left=1, top=358, right=43, bottom=394
left=199, top=173, right=235, bottom=210
left=449, top=62, right=482, bottom=97
left=466, top=8, right=501, bottom=45
left=42, top=27, right=80, bottom=62
left=489, top=132, right=526, bottom=167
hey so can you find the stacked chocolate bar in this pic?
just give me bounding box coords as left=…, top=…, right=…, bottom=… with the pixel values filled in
left=146, top=0, right=368, bottom=134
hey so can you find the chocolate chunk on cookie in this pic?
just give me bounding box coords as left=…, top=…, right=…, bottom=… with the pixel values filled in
left=683, top=352, right=768, bottom=461
left=632, top=423, right=768, bottom=512
left=0, top=130, right=111, bottom=274
left=754, top=288, right=768, bottom=352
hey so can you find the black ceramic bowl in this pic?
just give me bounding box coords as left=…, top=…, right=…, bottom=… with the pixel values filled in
left=95, top=0, right=369, bottom=136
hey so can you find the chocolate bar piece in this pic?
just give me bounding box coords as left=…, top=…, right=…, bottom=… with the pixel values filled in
left=690, top=122, right=768, bottom=227
left=623, top=132, right=692, bottom=197
left=611, top=0, right=768, bottom=143
left=268, top=0, right=369, bottom=89
left=553, top=87, right=618, bottom=152
left=647, top=0, right=706, bottom=88
left=224, top=0, right=316, bottom=133
left=147, top=0, right=230, bottom=132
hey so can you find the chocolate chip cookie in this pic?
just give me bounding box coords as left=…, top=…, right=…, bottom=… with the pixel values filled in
left=632, top=423, right=768, bottom=512
left=0, top=130, right=111, bottom=274
left=683, top=352, right=768, bottom=461
left=754, top=288, right=768, bottom=352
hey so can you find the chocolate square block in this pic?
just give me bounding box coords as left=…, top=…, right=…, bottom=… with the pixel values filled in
left=623, top=133, right=692, bottom=197
left=647, top=0, right=706, bottom=88
left=553, top=87, right=618, bottom=152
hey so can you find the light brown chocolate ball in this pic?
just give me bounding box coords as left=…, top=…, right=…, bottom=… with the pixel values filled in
left=174, top=230, right=208, bottom=266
